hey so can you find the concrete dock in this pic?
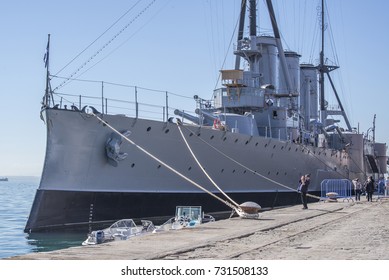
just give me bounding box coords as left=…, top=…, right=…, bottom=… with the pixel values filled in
left=7, top=197, right=389, bottom=260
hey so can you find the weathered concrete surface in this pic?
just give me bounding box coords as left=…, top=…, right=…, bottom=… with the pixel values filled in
left=7, top=198, right=389, bottom=260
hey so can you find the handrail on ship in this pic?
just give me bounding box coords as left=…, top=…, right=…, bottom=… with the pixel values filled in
left=47, top=76, right=195, bottom=123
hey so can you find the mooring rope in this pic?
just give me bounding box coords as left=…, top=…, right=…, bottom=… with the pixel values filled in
left=176, top=122, right=241, bottom=208
left=179, top=124, right=322, bottom=200
left=90, top=112, right=241, bottom=213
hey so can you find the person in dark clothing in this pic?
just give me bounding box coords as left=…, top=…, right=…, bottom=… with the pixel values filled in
left=365, top=176, right=375, bottom=202
left=299, top=174, right=310, bottom=209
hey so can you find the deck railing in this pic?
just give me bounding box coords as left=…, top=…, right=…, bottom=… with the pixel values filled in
left=48, top=78, right=197, bottom=122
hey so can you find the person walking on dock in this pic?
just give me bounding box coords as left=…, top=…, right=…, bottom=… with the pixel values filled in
left=365, top=176, right=375, bottom=202
left=352, top=178, right=362, bottom=201
left=299, top=174, right=310, bottom=209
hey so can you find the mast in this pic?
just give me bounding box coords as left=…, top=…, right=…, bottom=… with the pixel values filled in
left=319, top=0, right=325, bottom=122
left=318, top=0, right=352, bottom=131
left=235, top=0, right=247, bottom=70
left=249, top=0, right=256, bottom=36
left=44, top=34, right=51, bottom=107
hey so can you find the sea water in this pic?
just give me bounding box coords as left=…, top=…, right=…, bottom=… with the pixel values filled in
left=0, top=176, right=85, bottom=259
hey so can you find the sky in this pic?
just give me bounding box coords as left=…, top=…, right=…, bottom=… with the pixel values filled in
left=1, top=0, right=389, bottom=177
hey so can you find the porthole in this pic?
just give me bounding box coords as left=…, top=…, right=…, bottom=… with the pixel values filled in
left=188, top=167, right=192, bottom=171
left=189, top=133, right=193, bottom=137
left=221, top=169, right=224, bottom=173
left=210, top=135, right=214, bottom=139
left=157, top=165, right=161, bottom=169
left=165, top=129, right=170, bottom=134
left=223, top=137, right=227, bottom=141
left=245, top=140, right=249, bottom=145
left=147, top=127, right=151, bottom=132
left=131, top=163, right=135, bottom=168
left=234, top=139, right=238, bottom=143
left=255, top=142, right=259, bottom=146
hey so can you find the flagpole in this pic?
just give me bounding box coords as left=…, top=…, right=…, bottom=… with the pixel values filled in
left=44, top=34, right=51, bottom=107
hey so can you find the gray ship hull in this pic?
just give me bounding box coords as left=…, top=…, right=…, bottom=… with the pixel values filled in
left=26, top=109, right=348, bottom=232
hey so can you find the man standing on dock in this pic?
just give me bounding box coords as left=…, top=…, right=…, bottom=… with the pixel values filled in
left=299, top=174, right=310, bottom=209
left=365, top=176, right=375, bottom=202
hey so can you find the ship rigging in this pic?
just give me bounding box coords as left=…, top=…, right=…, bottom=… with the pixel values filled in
left=27, top=0, right=387, bottom=232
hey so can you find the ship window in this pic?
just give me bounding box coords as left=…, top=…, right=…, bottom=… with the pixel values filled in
left=131, top=163, right=135, bottom=168
left=188, top=166, right=192, bottom=171
left=232, top=169, right=236, bottom=173
left=157, top=165, right=161, bottom=169
left=210, top=135, right=214, bottom=139
left=197, top=133, right=201, bottom=137
left=273, top=145, right=276, bottom=149
left=223, top=137, right=227, bottom=141
left=245, top=140, right=249, bottom=145
left=147, top=127, right=151, bottom=131
left=189, top=133, right=193, bottom=137
left=255, top=142, right=259, bottom=146
left=165, top=129, right=170, bottom=134
left=273, top=110, right=278, bottom=118
left=221, top=169, right=224, bottom=173
left=243, top=170, right=247, bottom=174
left=235, top=139, right=238, bottom=143
left=276, top=172, right=279, bottom=175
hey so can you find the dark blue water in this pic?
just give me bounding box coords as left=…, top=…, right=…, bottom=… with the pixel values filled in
left=0, top=176, right=85, bottom=259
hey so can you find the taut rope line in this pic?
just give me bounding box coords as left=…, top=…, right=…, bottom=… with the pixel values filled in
left=90, top=112, right=241, bottom=212
left=176, top=122, right=241, bottom=209
left=179, top=124, right=321, bottom=200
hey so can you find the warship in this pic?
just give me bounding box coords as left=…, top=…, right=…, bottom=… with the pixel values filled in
left=25, top=0, right=387, bottom=232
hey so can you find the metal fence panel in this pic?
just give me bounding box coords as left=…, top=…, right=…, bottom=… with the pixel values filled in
left=320, top=179, right=353, bottom=201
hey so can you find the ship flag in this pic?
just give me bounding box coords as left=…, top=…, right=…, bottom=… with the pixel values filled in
left=43, top=34, right=50, bottom=68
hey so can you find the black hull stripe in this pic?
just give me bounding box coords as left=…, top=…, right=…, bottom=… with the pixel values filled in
left=25, top=189, right=319, bottom=232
